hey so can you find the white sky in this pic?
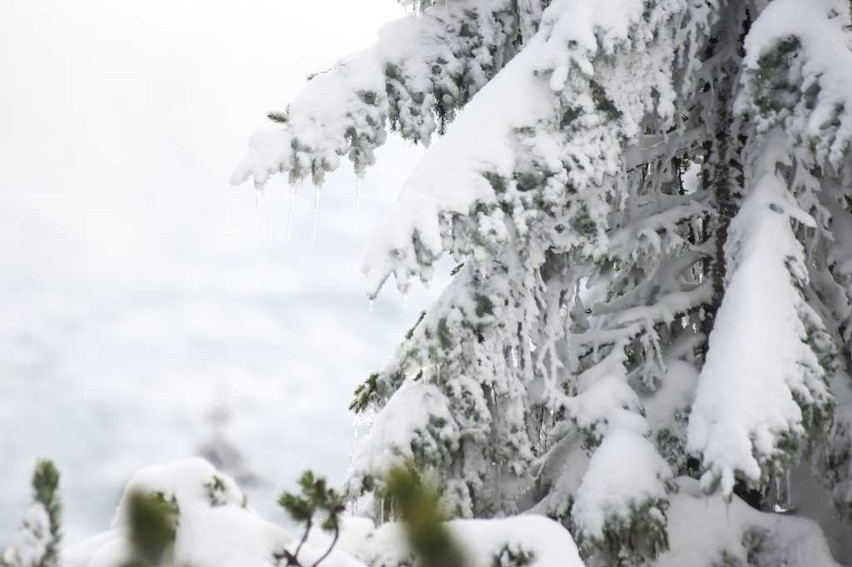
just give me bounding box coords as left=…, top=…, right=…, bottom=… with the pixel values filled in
left=0, top=0, right=442, bottom=541
left=0, top=0, right=402, bottom=281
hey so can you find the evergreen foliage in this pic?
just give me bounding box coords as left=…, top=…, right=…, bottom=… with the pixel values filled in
left=277, top=471, right=346, bottom=567
left=235, top=0, right=852, bottom=563
left=383, top=465, right=466, bottom=567
left=122, top=492, right=177, bottom=567
left=2, top=461, right=62, bottom=567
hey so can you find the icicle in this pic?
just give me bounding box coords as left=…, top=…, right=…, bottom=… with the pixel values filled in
left=402, top=292, right=409, bottom=311
left=773, top=476, right=781, bottom=512
left=369, top=299, right=374, bottom=313
left=287, top=185, right=298, bottom=241
left=355, top=178, right=361, bottom=214
left=785, top=469, right=791, bottom=508
left=771, top=473, right=795, bottom=514
left=254, top=188, right=263, bottom=219
left=312, top=189, right=321, bottom=243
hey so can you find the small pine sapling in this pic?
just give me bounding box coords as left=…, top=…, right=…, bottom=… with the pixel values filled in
left=2, top=460, right=62, bottom=567
left=275, top=471, right=345, bottom=567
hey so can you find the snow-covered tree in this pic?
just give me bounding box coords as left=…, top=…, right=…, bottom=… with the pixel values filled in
left=234, top=0, right=852, bottom=564
left=3, top=461, right=62, bottom=567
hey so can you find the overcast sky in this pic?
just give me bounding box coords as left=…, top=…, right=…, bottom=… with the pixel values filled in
left=0, top=0, right=403, bottom=281
left=0, top=0, right=443, bottom=542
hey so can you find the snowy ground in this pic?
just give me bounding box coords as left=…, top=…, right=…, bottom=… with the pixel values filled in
left=0, top=0, right=441, bottom=543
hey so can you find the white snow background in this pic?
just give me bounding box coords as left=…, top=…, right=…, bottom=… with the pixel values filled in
left=0, top=0, right=442, bottom=543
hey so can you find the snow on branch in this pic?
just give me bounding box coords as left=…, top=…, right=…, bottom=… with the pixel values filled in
left=231, top=0, right=524, bottom=188
left=688, top=131, right=833, bottom=498
left=362, top=0, right=709, bottom=297
left=572, top=428, right=672, bottom=562
left=346, top=382, right=460, bottom=499
left=739, top=0, right=852, bottom=170
left=62, top=459, right=588, bottom=567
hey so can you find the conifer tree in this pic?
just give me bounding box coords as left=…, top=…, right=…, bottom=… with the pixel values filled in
left=276, top=471, right=346, bottom=567
left=234, top=0, right=852, bottom=563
